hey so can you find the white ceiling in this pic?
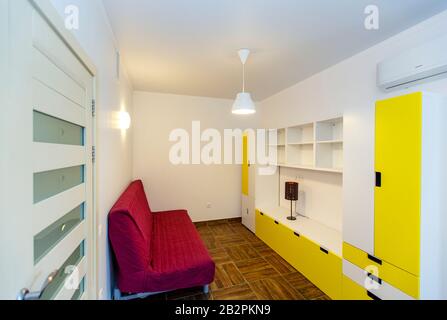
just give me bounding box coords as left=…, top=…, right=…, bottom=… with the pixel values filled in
left=103, top=0, right=447, bottom=101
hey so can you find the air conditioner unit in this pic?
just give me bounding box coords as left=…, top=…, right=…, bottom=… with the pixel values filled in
left=377, top=35, right=447, bottom=91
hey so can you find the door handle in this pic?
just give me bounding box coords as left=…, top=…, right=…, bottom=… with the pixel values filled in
left=367, top=290, right=381, bottom=301
left=17, top=269, right=59, bottom=300
left=375, top=172, right=382, bottom=187
left=367, top=254, right=383, bottom=265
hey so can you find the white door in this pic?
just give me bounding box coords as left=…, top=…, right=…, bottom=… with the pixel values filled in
left=0, top=0, right=95, bottom=300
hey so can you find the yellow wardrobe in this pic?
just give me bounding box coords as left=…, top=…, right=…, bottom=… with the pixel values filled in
left=343, top=92, right=447, bottom=300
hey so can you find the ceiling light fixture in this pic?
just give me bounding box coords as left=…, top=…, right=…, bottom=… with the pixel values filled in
left=232, top=49, right=256, bottom=115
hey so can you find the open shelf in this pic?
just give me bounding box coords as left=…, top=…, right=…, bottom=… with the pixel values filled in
left=266, top=116, right=343, bottom=174
left=287, top=123, right=314, bottom=144
left=271, top=145, right=286, bottom=165
left=316, top=141, right=343, bottom=171
left=275, top=163, right=343, bottom=174
left=316, top=117, right=343, bottom=142
left=317, top=140, right=343, bottom=144
left=287, top=144, right=314, bottom=167
left=268, top=128, right=286, bottom=146
left=288, top=142, right=314, bottom=146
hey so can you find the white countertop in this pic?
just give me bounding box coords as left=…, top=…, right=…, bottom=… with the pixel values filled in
left=257, top=204, right=343, bottom=257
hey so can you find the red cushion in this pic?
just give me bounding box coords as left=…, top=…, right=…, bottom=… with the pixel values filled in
left=147, top=210, right=215, bottom=292
left=108, top=180, right=215, bottom=294
left=109, top=181, right=153, bottom=272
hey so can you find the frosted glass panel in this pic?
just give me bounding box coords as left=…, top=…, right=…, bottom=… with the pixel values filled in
left=39, top=242, right=84, bottom=300
left=33, top=111, right=84, bottom=146
left=34, top=166, right=84, bottom=203
left=34, top=204, right=84, bottom=264
left=71, top=277, right=85, bottom=300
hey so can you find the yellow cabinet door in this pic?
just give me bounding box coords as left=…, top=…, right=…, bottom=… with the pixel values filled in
left=242, top=134, right=249, bottom=196
left=342, top=276, right=372, bottom=300
left=255, top=210, right=275, bottom=248
left=286, top=231, right=307, bottom=273
left=295, top=235, right=342, bottom=300
left=273, top=222, right=297, bottom=261
left=375, top=92, right=422, bottom=276
left=308, top=243, right=342, bottom=300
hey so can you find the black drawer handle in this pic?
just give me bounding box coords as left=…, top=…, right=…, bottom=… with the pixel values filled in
left=367, top=273, right=382, bottom=285
left=375, top=172, right=382, bottom=187
left=260, top=212, right=264, bottom=216
left=274, top=221, right=279, bottom=225
left=367, top=254, right=383, bottom=265
left=367, top=291, right=381, bottom=301
left=320, top=247, right=329, bottom=254
left=294, top=232, right=300, bottom=237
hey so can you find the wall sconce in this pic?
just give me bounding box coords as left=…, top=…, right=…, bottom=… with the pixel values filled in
left=119, top=111, right=131, bottom=130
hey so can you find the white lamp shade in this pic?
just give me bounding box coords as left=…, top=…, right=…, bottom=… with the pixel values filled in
left=232, top=92, right=256, bottom=115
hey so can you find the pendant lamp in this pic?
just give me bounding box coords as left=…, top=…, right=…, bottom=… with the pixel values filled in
left=232, top=49, right=256, bottom=115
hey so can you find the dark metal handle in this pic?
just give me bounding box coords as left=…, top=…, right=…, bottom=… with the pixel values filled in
left=375, top=172, right=382, bottom=187
left=274, top=221, right=279, bottom=225
left=367, top=273, right=382, bottom=285
left=367, top=291, right=381, bottom=301
left=367, top=254, right=383, bottom=265
left=294, top=232, right=300, bottom=237
left=320, top=247, right=329, bottom=254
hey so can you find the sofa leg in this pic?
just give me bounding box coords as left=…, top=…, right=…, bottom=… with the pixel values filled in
left=203, top=285, right=210, bottom=294
left=114, top=288, right=122, bottom=300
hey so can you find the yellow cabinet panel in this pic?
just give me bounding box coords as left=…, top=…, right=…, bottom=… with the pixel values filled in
left=343, top=242, right=419, bottom=299
left=272, top=221, right=292, bottom=257
left=342, top=276, right=372, bottom=300
left=375, top=92, right=422, bottom=276
left=242, top=135, right=249, bottom=196
left=288, top=232, right=342, bottom=300
left=255, top=210, right=276, bottom=249
left=285, top=231, right=307, bottom=272
left=301, top=237, right=342, bottom=300
left=255, top=210, right=342, bottom=300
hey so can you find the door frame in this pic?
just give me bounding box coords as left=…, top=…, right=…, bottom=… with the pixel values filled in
left=30, top=0, right=99, bottom=299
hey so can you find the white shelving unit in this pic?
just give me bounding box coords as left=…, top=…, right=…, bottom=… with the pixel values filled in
left=268, top=116, right=343, bottom=173
left=287, top=123, right=314, bottom=144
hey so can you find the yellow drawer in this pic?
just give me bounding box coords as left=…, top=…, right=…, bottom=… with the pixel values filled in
left=342, top=276, right=372, bottom=300
left=272, top=221, right=293, bottom=258
left=256, top=210, right=291, bottom=255
left=255, top=210, right=275, bottom=248
left=303, top=237, right=342, bottom=300
left=286, top=229, right=307, bottom=272
left=288, top=230, right=342, bottom=300
left=343, top=242, right=419, bottom=299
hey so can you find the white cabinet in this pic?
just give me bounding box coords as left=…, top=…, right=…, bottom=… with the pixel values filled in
left=241, top=194, right=255, bottom=233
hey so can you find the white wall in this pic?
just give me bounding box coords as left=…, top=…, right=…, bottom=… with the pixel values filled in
left=133, top=91, right=258, bottom=222
left=50, top=0, right=133, bottom=300
left=259, top=10, right=447, bottom=253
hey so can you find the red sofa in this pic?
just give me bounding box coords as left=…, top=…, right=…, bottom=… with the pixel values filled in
left=108, top=180, right=215, bottom=297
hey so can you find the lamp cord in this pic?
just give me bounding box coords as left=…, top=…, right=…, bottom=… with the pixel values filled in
left=242, top=63, right=245, bottom=93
